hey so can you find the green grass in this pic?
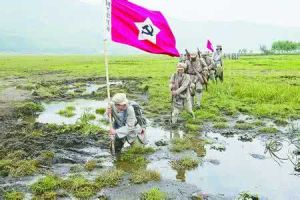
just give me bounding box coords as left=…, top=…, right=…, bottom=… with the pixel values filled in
left=95, top=108, right=106, bottom=115
left=170, top=137, right=207, bottom=157
left=14, top=102, right=44, bottom=117
left=81, top=112, right=96, bottom=121
left=259, top=127, right=279, bottom=134
left=30, top=175, right=62, bottom=195
left=0, top=159, right=39, bottom=177
left=234, top=122, right=255, bottom=130
left=170, top=138, right=191, bottom=152
left=84, top=160, right=97, bottom=171
left=130, top=169, right=161, bottom=184
left=117, top=145, right=155, bottom=171
left=141, top=188, right=167, bottom=200
left=1, top=54, right=300, bottom=120
left=63, top=175, right=97, bottom=199
left=274, top=118, right=289, bottom=126
left=253, top=120, right=265, bottom=126
left=170, top=157, right=200, bottom=170
left=95, top=169, right=124, bottom=188
left=213, top=122, right=229, bottom=129
left=38, top=151, right=55, bottom=166
left=5, top=150, right=28, bottom=160
left=32, top=191, right=57, bottom=200
left=4, top=191, right=25, bottom=200
left=57, top=106, right=76, bottom=117
left=237, top=191, right=259, bottom=200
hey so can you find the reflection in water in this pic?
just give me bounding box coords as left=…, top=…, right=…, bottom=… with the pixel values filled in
left=148, top=131, right=300, bottom=200
left=34, top=99, right=300, bottom=200
left=176, top=168, right=186, bottom=182
left=170, top=128, right=184, bottom=139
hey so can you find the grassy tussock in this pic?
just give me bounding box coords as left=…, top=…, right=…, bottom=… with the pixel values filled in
left=4, top=191, right=25, bottom=200
left=171, top=157, right=200, bottom=170
left=15, top=102, right=44, bottom=117
left=95, top=169, right=124, bottom=188
left=117, top=145, right=155, bottom=171
left=213, top=122, right=229, bottom=129
left=84, top=160, right=97, bottom=171
left=170, top=137, right=207, bottom=157
left=131, top=169, right=161, bottom=184
left=259, top=127, right=279, bottom=134
left=57, top=106, right=76, bottom=117
left=141, top=188, right=167, bottom=200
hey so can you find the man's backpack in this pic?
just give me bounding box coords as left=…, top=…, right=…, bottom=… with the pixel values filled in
left=130, top=101, right=147, bottom=128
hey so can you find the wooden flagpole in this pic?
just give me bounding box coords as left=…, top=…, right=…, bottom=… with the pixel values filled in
left=104, top=0, right=115, bottom=155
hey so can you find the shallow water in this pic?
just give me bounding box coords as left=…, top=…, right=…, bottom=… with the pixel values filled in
left=37, top=99, right=108, bottom=124
left=34, top=99, right=300, bottom=199
left=148, top=131, right=300, bottom=200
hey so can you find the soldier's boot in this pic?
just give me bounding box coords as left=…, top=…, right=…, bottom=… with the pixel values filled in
left=220, top=72, right=224, bottom=83
left=209, top=74, right=216, bottom=84
left=195, top=92, right=202, bottom=109
left=111, top=136, right=125, bottom=156
left=171, top=107, right=180, bottom=124
left=191, top=112, right=195, bottom=120
left=191, top=95, right=195, bottom=108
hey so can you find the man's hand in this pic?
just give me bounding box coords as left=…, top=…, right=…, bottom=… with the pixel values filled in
left=110, top=128, right=116, bottom=137
left=106, top=105, right=112, bottom=116
left=172, top=91, right=177, bottom=96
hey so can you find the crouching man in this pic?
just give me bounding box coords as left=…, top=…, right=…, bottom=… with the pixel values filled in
left=105, top=93, right=146, bottom=154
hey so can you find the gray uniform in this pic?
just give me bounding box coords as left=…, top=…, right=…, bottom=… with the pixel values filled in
left=185, top=59, right=204, bottom=108
left=170, top=73, right=194, bottom=124
left=203, top=56, right=216, bottom=82
left=105, top=103, right=143, bottom=153
left=213, top=51, right=224, bottom=82
left=213, top=51, right=223, bottom=66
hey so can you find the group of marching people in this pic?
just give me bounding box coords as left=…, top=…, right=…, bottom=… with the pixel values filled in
left=105, top=45, right=224, bottom=154
left=170, top=45, right=223, bottom=124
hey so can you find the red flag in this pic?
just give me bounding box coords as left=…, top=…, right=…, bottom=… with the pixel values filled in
left=206, top=40, right=214, bottom=52
left=111, top=0, right=179, bottom=57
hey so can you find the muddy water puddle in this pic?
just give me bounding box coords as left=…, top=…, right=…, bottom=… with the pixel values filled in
left=37, top=99, right=108, bottom=125
left=66, top=82, right=123, bottom=96
left=20, top=99, right=300, bottom=199
left=148, top=131, right=300, bottom=199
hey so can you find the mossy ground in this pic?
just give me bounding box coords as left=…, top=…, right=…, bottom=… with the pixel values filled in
left=170, top=157, right=200, bottom=171
left=170, top=137, right=207, bottom=157
left=141, top=188, right=167, bottom=200
left=234, top=122, right=255, bottom=130
left=95, top=169, right=124, bottom=188
left=213, top=122, right=229, bottom=129
left=14, top=102, right=44, bottom=117
left=259, top=127, right=279, bottom=134
left=84, top=160, right=97, bottom=171
left=4, top=191, right=25, bottom=200
left=117, top=145, right=155, bottom=171
left=130, top=169, right=161, bottom=184
left=63, top=175, right=97, bottom=199
left=0, top=159, right=39, bottom=177
left=28, top=170, right=124, bottom=199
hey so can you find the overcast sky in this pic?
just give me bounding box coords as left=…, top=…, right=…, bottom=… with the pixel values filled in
left=81, top=0, right=300, bottom=28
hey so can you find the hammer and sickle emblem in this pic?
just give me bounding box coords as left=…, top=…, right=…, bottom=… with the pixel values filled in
left=141, top=24, right=154, bottom=36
